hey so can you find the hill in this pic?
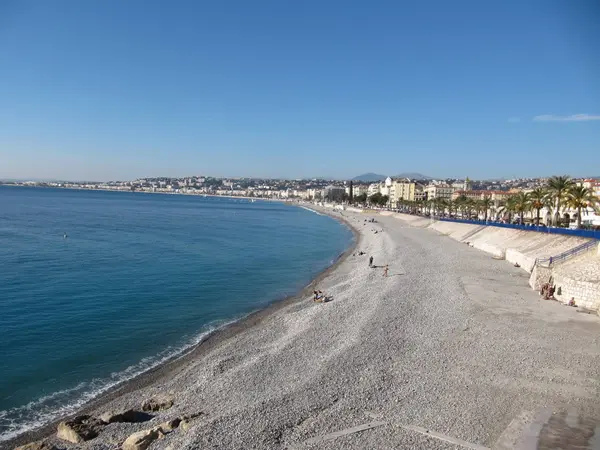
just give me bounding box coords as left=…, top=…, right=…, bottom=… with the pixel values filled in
left=394, top=172, right=431, bottom=180
left=352, top=173, right=387, bottom=182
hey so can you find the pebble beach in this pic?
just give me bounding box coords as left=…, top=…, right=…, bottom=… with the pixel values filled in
left=9, top=207, right=600, bottom=450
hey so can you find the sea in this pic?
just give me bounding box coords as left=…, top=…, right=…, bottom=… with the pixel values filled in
left=0, top=186, right=353, bottom=441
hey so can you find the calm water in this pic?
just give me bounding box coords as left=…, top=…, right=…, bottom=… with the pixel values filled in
left=0, top=187, right=352, bottom=441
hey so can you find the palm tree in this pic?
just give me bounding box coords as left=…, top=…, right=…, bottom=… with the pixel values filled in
left=567, top=185, right=599, bottom=228
left=464, top=197, right=476, bottom=219
left=546, top=176, right=575, bottom=226
left=528, top=188, right=548, bottom=226
left=479, top=195, right=493, bottom=222
left=454, top=194, right=468, bottom=218
left=448, top=198, right=458, bottom=217
left=510, top=192, right=530, bottom=223
left=437, top=198, right=449, bottom=217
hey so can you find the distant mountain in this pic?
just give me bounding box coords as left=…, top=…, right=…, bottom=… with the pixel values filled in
left=352, top=173, right=387, bottom=182
left=394, top=172, right=431, bottom=180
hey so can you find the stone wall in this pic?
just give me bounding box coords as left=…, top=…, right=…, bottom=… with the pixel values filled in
left=550, top=249, right=600, bottom=310
left=529, top=264, right=553, bottom=291
left=554, top=277, right=600, bottom=310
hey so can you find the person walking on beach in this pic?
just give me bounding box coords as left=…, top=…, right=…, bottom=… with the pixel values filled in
left=369, top=256, right=373, bottom=267
left=383, top=265, right=389, bottom=277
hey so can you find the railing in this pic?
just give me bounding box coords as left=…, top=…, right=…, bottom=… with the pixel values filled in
left=535, top=240, right=599, bottom=267
left=434, top=217, right=600, bottom=239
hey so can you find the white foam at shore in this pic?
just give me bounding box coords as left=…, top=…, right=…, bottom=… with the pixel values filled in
left=0, top=319, right=232, bottom=442
left=300, top=206, right=324, bottom=216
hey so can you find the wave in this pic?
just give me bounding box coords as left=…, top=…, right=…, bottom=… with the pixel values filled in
left=299, top=206, right=324, bottom=216
left=0, top=319, right=233, bottom=442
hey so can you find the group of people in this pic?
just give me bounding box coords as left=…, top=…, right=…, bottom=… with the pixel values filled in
left=313, top=290, right=331, bottom=303
left=368, top=256, right=389, bottom=276
left=540, top=282, right=556, bottom=300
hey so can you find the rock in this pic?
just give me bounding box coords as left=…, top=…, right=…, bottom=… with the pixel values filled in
left=159, top=418, right=181, bottom=432
left=141, top=393, right=174, bottom=412
left=57, top=415, right=105, bottom=443
left=179, top=419, right=191, bottom=432
left=100, top=409, right=153, bottom=424
left=122, top=427, right=165, bottom=450
left=178, top=411, right=203, bottom=432
left=14, top=441, right=58, bottom=450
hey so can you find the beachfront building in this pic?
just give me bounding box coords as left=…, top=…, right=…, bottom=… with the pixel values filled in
left=389, top=178, right=416, bottom=203
left=451, top=189, right=510, bottom=202
left=323, top=185, right=345, bottom=202
left=380, top=177, right=393, bottom=197
left=368, top=183, right=381, bottom=197
left=306, top=188, right=322, bottom=200
left=414, top=184, right=427, bottom=202
left=582, top=179, right=600, bottom=198
left=347, top=184, right=368, bottom=197
left=424, top=183, right=454, bottom=200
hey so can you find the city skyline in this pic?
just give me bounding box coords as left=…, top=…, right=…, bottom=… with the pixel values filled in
left=1, top=0, right=599, bottom=181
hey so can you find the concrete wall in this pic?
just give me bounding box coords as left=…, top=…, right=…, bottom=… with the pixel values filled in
left=424, top=220, right=590, bottom=273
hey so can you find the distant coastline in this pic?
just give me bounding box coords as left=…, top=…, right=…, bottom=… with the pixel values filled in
left=0, top=184, right=285, bottom=203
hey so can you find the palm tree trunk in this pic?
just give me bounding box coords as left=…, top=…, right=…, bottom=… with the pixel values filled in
left=577, top=206, right=582, bottom=228
left=536, top=208, right=540, bottom=226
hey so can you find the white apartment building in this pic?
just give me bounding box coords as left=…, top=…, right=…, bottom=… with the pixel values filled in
left=368, top=183, right=381, bottom=196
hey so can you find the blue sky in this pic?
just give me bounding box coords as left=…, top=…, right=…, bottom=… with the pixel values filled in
left=1, top=0, right=599, bottom=181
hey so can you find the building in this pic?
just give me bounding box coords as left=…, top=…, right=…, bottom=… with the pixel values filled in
left=451, top=190, right=512, bottom=202
left=351, top=185, right=369, bottom=197
left=380, top=177, right=393, bottom=197
left=368, top=183, right=381, bottom=196
left=452, top=178, right=473, bottom=192
left=424, top=183, right=454, bottom=200
left=389, top=178, right=416, bottom=204
left=582, top=179, right=600, bottom=197
left=414, top=183, right=427, bottom=202
left=306, top=188, right=322, bottom=200
left=323, top=185, right=345, bottom=202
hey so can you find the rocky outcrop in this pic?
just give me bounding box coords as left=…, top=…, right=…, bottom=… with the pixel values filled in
left=14, top=441, right=57, bottom=450
left=100, top=409, right=153, bottom=424
left=141, top=393, right=174, bottom=412
left=57, top=415, right=106, bottom=443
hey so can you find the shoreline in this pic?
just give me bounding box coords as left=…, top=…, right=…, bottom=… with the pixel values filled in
left=4, top=205, right=359, bottom=449
left=0, top=183, right=288, bottom=202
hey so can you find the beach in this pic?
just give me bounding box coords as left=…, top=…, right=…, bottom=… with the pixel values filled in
left=8, top=207, right=600, bottom=449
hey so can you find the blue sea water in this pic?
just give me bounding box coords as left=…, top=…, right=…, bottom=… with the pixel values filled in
left=0, top=186, right=353, bottom=441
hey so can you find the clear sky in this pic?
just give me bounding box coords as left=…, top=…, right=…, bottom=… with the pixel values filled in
left=1, top=0, right=599, bottom=181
